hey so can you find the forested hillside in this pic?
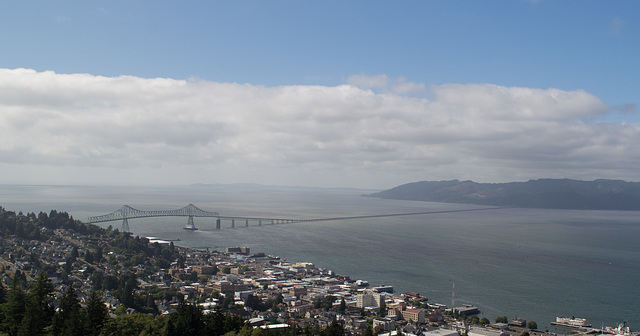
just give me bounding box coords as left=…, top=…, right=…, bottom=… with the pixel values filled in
left=367, top=179, right=640, bottom=210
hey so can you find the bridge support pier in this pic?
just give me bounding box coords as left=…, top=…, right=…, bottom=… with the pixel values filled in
left=231, top=219, right=235, bottom=228
left=259, top=220, right=262, bottom=226
left=245, top=220, right=249, bottom=227
left=122, top=218, right=130, bottom=233
left=185, top=216, right=197, bottom=230
left=216, top=219, right=221, bottom=229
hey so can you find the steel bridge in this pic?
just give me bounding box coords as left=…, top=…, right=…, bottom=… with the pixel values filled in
left=87, top=204, right=326, bottom=232
left=87, top=204, right=501, bottom=232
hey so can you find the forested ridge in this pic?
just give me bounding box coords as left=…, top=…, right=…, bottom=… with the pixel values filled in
left=367, top=178, right=640, bottom=210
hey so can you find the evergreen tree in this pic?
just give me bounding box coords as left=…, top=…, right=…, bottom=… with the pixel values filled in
left=338, top=298, right=346, bottom=314
left=90, top=271, right=104, bottom=291
left=221, top=292, right=234, bottom=309
left=173, top=301, right=204, bottom=336
left=69, top=247, right=79, bottom=262
left=95, top=246, right=103, bottom=263
left=202, top=309, right=225, bottom=336
left=222, top=314, right=245, bottom=334
left=12, top=271, right=26, bottom=287
left=0, top=283, right=6, bottom=304
left=163, top=317, right=178, bottom=336
left=2, top=280, right=26, bottom=336
left=321, top=319, right=345, bottom=336
left=115, top=272, right=137, bottom=308
left=362, top=325, right=374, bottom=336
left=18, top=272, right=55, bottom=336
left=244, top=294, right=262, bottom=311
left=84, top=291, right=108, bottom=336
left=51, top=285, right=84, bottom=336
left=377, top=300, right=386, bottom=317
left=84, top=250, right=94, bottom=263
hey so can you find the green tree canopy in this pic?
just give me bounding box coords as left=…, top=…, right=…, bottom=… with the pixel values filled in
left=2, top=281, right=26, bottom=335
left=51, top=285, right=83, bottom=336
left=377, top=300, right=386, bottom=317
left=18, top=272, right=55, bottom=336
left=85, top=290, right=108, bottom=336
left=99, top=313, right=164, bottom=336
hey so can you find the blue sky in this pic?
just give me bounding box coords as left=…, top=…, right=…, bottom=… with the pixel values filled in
left=1, top=1, right=639, bottom=188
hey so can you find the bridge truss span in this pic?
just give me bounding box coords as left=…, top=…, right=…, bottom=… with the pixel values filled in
left=88, top=204, right=220, bottom=232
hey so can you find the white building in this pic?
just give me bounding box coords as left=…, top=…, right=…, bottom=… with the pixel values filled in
left=356, top=290, right=387, bottom=308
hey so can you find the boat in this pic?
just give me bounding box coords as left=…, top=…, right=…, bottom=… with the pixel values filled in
left=372, top=285, right=394, bottom=293
left=551, top=316, right=592, bottom=329
left=355, top=280, right=369, bottom=287
left=604, top=321, right=636, bottom=336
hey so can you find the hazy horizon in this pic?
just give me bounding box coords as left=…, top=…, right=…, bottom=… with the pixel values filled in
left=2, top=176, right=640, bottom=192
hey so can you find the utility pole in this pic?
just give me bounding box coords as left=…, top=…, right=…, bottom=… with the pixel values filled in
left=451, top=280, right=455, bottom=314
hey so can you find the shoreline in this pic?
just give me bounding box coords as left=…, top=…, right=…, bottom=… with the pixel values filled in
left=171, top=241, right=634, bottom=336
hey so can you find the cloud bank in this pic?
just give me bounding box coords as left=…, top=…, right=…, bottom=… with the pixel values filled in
left=0, top=68, right=637, bottom=188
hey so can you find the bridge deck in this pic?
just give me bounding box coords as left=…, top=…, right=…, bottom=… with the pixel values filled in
left=88, top=204, right=501, bottom=232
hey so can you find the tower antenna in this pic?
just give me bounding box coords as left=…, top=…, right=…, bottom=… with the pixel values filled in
left=451, top=280, right=455, bottom=313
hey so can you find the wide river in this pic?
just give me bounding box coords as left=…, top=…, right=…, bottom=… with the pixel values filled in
left=2, top=184, right=639, bottom=331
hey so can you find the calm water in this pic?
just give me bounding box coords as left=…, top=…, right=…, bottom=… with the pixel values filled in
left=2, top=184, right=639, bottom=331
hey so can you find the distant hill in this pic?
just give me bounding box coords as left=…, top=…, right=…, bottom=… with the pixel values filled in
left=366, top=179, right=640, bottom=210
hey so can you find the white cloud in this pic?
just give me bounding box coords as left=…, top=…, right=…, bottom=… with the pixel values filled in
left=0, top=68, right=637, bottom=188
left=346, top=74, right=426, bottom=95
left=609, top=17, right=627, bottom=36
left=53, top=15, right=71, bottom=23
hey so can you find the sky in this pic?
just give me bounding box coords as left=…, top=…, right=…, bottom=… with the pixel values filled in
left=1, top=1, right=639, bottom=189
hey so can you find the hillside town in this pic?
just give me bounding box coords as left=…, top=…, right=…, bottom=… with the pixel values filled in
left=0, top=206, right=585, bottom=336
